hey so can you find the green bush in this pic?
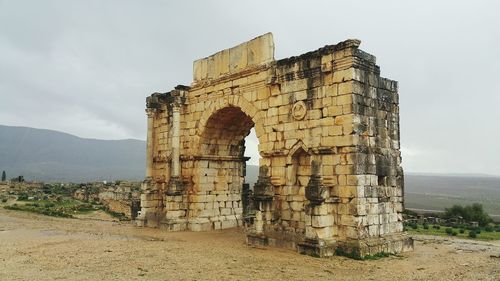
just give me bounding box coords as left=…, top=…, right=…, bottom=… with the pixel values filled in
left=44, top=202, right=55, bottom=208
left=432, top=225, right=441, bottom=229
left=445, top=228, right=453, bottom=235
left=468, top=230, right=477, bottom=238
left=444, top=203, right=492, bottom=227
left=459, top=228, right=465, bottom=234
left=451, top=230, right=458, bottom=236
left=484, top=225, right=493, bottom=232
left=17, top=193, right=28, bottom=201
left=423, top=222, right=429, bottom=229
left=411, top=223, right=418, bottom=229
left=1, top=198, right=7, bottom=203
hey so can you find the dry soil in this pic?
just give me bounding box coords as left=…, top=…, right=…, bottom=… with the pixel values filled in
left=0, top=208, right=499, bottom=281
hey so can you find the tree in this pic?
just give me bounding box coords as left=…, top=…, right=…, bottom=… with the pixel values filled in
left=1, top=171, right=5, bottom=182
left=444, top=203, right=492, bottom=226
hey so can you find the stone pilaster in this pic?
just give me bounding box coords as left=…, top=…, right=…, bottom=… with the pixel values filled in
left=167, top=89, right=185, bottom=195
left=299, top=160, right=336, bottom=257
left=145, top=108, right=155, bottom=180
left=304, top=160, right=327, bottom=205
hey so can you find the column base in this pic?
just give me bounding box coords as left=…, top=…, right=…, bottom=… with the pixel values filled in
left=135, top=217, right=146, bottom=227
left=159, top=219, right=188, bottom=231
left=335, top=233, right=414, bottom=259
left=297, top=238, right=336, bottom=257
left=246, top=233, right=269, bottom=247
left=247, top=233, right=414, bottom=259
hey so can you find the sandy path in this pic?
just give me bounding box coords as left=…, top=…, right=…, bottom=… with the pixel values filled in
left=0, top=208, right=499, bottom=281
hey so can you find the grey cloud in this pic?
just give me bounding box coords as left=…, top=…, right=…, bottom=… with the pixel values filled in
left=1, top=0, right=499, bottom=175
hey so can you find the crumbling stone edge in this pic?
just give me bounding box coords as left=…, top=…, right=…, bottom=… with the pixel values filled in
left=247, top=233, right=414, bottom=259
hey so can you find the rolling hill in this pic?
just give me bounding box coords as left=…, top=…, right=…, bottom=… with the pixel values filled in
left=0, top=125, right=145, bottom=182
left=1, top=125, right=498, bottom=218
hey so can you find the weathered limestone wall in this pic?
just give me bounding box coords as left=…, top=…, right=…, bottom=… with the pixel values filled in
left=74, top=182, right=141, bottom=219
left=137, top=33, right=413, bottom=257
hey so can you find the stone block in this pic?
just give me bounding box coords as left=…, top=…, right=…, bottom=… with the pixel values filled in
left=290, top=201, right=303, bottom=211
left=220, top=208, right=232, bottom=216
left=312, top=215, right=334, bottom=227
left=221, top=219, right=238, bottom=229
left=311, top=204, right=329, bottom=216
left=189, top=221, right=212, bottom=232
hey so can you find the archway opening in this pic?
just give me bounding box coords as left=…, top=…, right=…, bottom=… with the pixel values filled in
left=243, top=128, right=259, bottom=187
left=194, top=106, right=259, bottom=229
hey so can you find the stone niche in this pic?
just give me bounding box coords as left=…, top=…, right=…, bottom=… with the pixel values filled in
left=136, top=32, right=414, bottom=257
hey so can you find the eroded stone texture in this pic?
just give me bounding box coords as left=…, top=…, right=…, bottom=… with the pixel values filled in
left=137, top=33, right=413, bottom=257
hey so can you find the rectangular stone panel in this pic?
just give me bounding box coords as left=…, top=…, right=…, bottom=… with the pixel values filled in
left=193, top=33, right=275, bottom=82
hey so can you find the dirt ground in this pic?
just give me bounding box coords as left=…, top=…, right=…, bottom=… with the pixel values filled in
left=0, top=208, right=499, bottom=281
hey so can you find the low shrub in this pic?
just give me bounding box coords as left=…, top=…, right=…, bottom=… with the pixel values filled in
left=459, top=228, right=465, bottom=234
left=44, top=202, right=55, bottom=208
left=469, top=230, right=477, bottom=238
left=445, top=228, right=453, bottom=235
left=451, top=231, right=458, bottom=236
left=484, top=225, right=493, bottom=232
left=423, top=223, right=429, bottom=230
left=335, top=247, right=362, bottom=260
left=363, top=252, right=391, bottom=260
left=17, top=193, right=28, bottom=201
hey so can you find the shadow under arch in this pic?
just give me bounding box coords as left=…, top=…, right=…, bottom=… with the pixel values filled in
left=196, top=95, right=266, bottom=153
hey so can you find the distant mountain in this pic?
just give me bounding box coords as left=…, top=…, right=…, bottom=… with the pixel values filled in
left=245, top=165, right=499, bottom=218
left=0, top=125, right=145, bottom=182
left=406, top=172, right=500, bottom=178
left=245, top=165, right=259, bottom=187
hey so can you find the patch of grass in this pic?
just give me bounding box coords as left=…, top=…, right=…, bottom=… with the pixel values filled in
left=103, top=209, right=128, bottom=220
left=4, top=198, right=100, bottom=218
left=408, top=224, right=500, bottom=241
left=335, top=247, right=361, bottom=260
left=5, top=204, right=73, bottom=218
left=334, top=248, right=391, bottom=260
left=362, top=252, right=392, bottom=260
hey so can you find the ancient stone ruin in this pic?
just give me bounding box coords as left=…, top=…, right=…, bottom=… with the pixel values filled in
left=136, top=33, right=413, bottom=257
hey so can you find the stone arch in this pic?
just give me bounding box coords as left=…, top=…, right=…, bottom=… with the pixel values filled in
left=198, top=106, right=255, bottom=158
left=196, top=95, right=265, bottom=148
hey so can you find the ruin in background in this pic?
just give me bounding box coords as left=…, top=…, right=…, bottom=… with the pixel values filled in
left=137, top=33, right=413, bottom=257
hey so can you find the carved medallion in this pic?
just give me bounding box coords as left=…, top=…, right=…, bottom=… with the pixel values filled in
left=292, top=101, right=307, bottom=120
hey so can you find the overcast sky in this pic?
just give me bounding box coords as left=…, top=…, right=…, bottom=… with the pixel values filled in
left=1, top=1, right=499, bottom=175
